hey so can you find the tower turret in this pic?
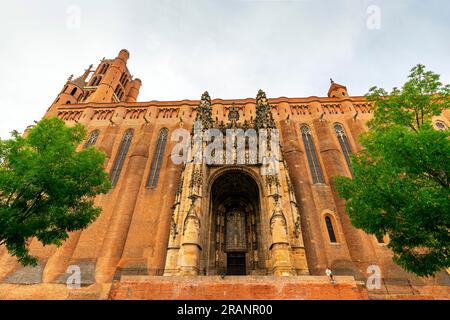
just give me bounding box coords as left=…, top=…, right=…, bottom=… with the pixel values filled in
left=86, top=49, right=134, bottom=103
left=45, top=49, right=140, bottom=119
left=327, top=78, right=348, bottom=98
left=44, top=65, right=93, bottom=118
left=124, top=78, right=142, bottom=103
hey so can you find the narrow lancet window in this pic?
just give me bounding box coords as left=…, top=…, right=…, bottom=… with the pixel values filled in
left=300, top=125, right=324, bottom=183
left=334, top=123, right=353, bottom=174
left=110, top=129, right=133, bottom=187
left=146, top=128, right=169, bottom=188
left=84, top=130, right=100, bottom=149
left=325, top=216, right=337, bottom=243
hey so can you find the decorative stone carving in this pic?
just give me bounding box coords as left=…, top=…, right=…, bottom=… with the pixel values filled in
left=170, top=216, right=178, bottom=240
left=126, top=109, right=146, bottom=119
left=265, top=174, right=280, bottom=188
left=183, top=201, right=201, bottom=236
left=156, top=107, right=180, bottom=119
left=294, top=213, right=301, bottom=239
left=189, top=168, right=202, bottom=190
left=254, top=89, right=276, bottom=130
left=242, top=120, right=249, bottom=131
left=290, top=104, right=311, bottom=115
left=227, top=105, right=240, bottom=123
left=256, top=89, right=268, bottom=105
left=195, top=91, right=214, bottom=130
left=270, top=204, right=288, bottom=236
left=175, top=176, right=184, bottom=197
left=269, top=194, right=287, bottom=236
left=287, top=181, right=294, bottom=194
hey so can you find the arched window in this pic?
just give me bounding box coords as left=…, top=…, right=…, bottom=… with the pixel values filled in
left=100, top=63, right=109, bottom=74
left=325, top=216, right=337, bottom=243
left=146, top=128, right=169, bottom=188
left=84, top=130, right=100, bottom=149
left=84, top=91, right=93, bottom=101
left=119, top=72, right=129, bottom=86
left=70, top=88, right=77, bottom=96
left=114, top=85, right=121, bottom=96
left=110, top=129, right=134, bottom=187
left=300, top=125, right=324, bottom=184
left=334, top=123, right=353, bottom=174
left=92, top=76, right=102, bottom=86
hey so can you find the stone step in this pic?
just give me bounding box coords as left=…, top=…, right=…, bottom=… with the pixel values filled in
left=108, top=275, right=369, bottom=300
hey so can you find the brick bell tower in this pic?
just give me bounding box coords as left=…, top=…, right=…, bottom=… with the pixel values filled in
left=45, top=49, right=142, bottom=118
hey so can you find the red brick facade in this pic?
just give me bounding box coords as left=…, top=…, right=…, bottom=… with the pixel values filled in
left=0, top=49, right=448, bottom=300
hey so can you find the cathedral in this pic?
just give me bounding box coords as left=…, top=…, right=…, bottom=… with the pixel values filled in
left=0, top=49, right=448, bottom=300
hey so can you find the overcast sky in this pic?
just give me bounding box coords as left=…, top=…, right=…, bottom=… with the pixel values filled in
left=1, top=0, right=449, bottom=139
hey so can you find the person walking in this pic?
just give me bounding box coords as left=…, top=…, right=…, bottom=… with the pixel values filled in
left=325, top=267, right=336, bottom=284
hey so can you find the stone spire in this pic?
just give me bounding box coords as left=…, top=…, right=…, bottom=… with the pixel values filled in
left=253, top=89, right=275, bottom=129
left=195, top=91, right=214, bottom=130
left=71, top=64, right=93, bottom=88
left=327, top=79, right=348, bottom=98
left=82, top=64, right=94, bottom=81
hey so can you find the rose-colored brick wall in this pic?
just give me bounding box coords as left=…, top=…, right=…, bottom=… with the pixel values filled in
left=1, top=50, right=449, bottom=300
left=108, top=276, right=369, bottom=300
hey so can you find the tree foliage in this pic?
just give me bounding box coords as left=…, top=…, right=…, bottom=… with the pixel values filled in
left=334, top=65, right=450, bottom=277
left=0, top=118, right=111, bottom=266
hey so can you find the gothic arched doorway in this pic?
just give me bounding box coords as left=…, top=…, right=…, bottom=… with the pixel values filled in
left=203, top=169, right=267, bottom=275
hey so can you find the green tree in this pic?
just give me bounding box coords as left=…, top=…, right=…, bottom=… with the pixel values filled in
left=334, top=64, right=450, bottom=277
left=0, top=118, right=111, bottom=266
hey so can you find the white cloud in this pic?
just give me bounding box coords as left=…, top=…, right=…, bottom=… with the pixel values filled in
left=1, top=0, right=449, bottom=138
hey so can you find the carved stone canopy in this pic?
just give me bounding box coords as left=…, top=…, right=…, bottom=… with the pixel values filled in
left=200, top=91, right=211, bottom=106
left=195, top=91, right=214, bottom=130
left=253, top=89, right=275, bottom=130
left=256, top=89, right=268, bottom=106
